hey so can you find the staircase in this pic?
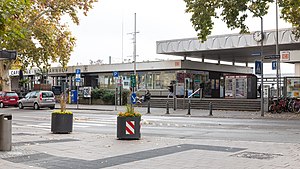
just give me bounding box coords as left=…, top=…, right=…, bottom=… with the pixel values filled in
left=136, top=98, right=261, bottom=111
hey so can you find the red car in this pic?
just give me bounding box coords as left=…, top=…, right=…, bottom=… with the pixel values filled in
left=0, top=91, right=19, bottom=108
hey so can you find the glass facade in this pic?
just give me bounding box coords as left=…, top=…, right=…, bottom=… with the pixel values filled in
left=47, top=69, right=255, bottom=99
left=96, top=71, right=177, bottom=90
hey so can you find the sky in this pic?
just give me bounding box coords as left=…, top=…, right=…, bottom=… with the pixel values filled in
left=64, top=0, right=295, bottom=74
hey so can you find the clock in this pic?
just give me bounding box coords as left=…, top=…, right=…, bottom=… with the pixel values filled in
left=253, top=31, right=264, bottom=42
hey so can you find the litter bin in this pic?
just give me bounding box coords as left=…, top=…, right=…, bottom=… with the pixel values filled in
left=0, top=114, right=12, bottom=151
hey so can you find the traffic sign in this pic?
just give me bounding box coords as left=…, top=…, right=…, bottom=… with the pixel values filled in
left=0, top=50, right=17, bottom=60
left=75, top=69, right=81, bottom=74
left=255, top=60, right=262, bottom=75
left=131, top=93, right=137, bottom=104
left=272, top=61, right=277, bottom=70
left=113, top=71, right=119, bottom=77
left=75, top=69, right=81, bottom=85
left=130, top=74, right=136, bottom=87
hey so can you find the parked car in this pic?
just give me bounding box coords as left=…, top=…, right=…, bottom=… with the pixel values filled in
left=18, top=91, right=55, bottom=110
left=0, top=91, right=19, bottom=108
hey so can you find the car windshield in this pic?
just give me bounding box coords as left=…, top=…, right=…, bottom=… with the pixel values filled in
left=25, top=93, right=32, bottom=98
left=6, top=92, right=18, bottom=97
left=42, top=92, right=54, bottom=98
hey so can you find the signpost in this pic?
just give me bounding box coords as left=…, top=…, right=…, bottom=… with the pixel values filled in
left=113, top=71, right=119, bottom=110
left=75, top=69, right=81, bottom=109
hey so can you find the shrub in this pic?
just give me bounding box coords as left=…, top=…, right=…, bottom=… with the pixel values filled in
left=52, top=110, right=73, bottom=115
left=118, top=104, right=141, bottom=117
left=91, top=88, right=106, bottom=99
left=91, top=88, right=130, bottom=105
left=102, top=90, right=115, bottom=103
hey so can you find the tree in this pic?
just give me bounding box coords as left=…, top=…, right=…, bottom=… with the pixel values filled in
left=184, top=0, right=300, bottom=42
left=0, top=0, right=98, bottom=90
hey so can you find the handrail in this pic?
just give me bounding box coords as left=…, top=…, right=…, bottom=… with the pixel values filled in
left=188, top=88, right=201, bottom=98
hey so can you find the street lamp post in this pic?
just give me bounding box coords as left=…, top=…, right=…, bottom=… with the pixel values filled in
left=260, top=16, right=264, bottom=117
left=133, top=13, right=137, bottom=78
left=275, top=0, right=280, bottom=98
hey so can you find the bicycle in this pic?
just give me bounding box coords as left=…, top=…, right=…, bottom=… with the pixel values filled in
left=269, top=97, right=283, bottom=114
left=292, top=98, right=300, bottom=114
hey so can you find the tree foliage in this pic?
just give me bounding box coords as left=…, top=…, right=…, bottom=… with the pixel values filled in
left=0, top=0, right=98, bottom=71
left=184, top=0, right=300, bottom=42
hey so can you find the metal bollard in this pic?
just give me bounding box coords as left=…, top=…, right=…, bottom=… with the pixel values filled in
left=209, top=102, right=213, bottom=116
left=173, top=97, right=176, bottom=111
left=187, top=100, right=191, bottom=115
left=147, top=101, right=151, bottom=114
left=0, top=114, right=12, bottom=151
left=166, top=101, right=169, bottom=114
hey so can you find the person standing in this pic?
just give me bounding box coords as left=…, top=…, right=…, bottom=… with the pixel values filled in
left=144, top=90, right=151, bottom=102
left=258, top=84, right=261, bottom=98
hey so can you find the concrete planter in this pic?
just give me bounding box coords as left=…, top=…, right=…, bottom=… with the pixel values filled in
left=117, top=116, right=141, bottom=140
left=51, top=113, right=73, bottom=134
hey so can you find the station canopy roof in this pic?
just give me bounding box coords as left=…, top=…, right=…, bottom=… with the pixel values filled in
left=156, top=28, right=300, bottom=63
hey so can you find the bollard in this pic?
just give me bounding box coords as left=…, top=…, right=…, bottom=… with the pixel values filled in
left=187, top=99, right=191, bottom=115
left=166, top=101, right=169, bottom=114
left=147, top=101, right=151, bottom=114
left=173, top=97, right=176, bottom=111
left=209, top=102, right=213, bottom=116
left=0, top=114, right=12, bottom=151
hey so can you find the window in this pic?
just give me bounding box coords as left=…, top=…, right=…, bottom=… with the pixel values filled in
left=42, top=92, right=54, bottom=98
left=6, top=92, right=18, bottom=97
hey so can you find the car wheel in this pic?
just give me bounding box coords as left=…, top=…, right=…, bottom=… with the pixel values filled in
left=18, top=103, right=24, bottom=109
left=34, top=103, right=40, bottom=110
left=49, top=106, right=55, bottom=110
left=0, top=102, right=4, bottom=108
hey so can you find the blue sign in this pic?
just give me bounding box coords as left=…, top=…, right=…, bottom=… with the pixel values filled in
left=113, top=71, right=119, bottom=77
left=272, top=61, right=277, bottom=70
left=75, top=69, right=81, bottom=83
left=131, top=93, right=137, bottom=104
left=255, top=61, right=262, bottom=75
left=75, top=69, right=81, bottom=74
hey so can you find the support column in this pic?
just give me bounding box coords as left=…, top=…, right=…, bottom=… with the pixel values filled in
left=245, top=62, right=248, bottom=67
left=202, top=56, right=205, bottom=62
left=295, top=63, right=300, bottom=76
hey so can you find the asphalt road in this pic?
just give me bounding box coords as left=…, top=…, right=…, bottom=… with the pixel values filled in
left=2, top=108, right=300, bottom=144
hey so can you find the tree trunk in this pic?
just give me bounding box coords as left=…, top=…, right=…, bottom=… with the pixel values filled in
left=0, top=61, right=11, bottom=91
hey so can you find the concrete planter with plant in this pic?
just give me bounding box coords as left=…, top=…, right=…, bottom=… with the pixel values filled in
left=51, top=94, right=73, bottom=134
left=117, top=104, right=141, bottom=140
